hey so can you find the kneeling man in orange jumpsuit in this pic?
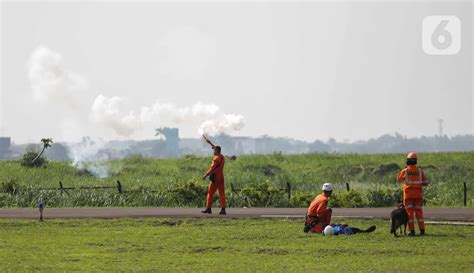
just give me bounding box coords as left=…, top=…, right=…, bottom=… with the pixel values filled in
left=397, top=152, right=429, bottom=236
left=304, top=183, right=333, bottom=233
left=201, top=135, right=226, bottom=215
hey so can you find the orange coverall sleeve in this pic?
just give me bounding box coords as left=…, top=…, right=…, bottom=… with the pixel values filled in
left=397, top=169, right=406, bottom=182
left=315, top=199, right=328, bottom=215
left=420, top=169, right=429, bottom=186
left=206, top=156, right=221, bottom=176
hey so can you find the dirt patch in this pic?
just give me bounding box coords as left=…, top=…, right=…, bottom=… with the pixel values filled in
left=76, top=169, right=94, bottom=177
left=372, top=163, right=400, bottom=176
left=155, top=219, right=182, bottom=226
left=243, top=164, right=282, bottom=176
left=255, top=247, right=290, bottom=255
left=190, top=246, right=226, bottom=253
left=345, top=165, right=364, bottom=176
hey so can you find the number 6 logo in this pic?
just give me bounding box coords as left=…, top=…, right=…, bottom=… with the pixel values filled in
left=422, top=16, right=461, bottom=55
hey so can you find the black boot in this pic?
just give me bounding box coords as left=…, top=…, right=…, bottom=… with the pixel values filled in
left=201, top=208, right=212, bottom=214
left=219, top=208, right=227, bottom=215
left=420, top=229, right=425, bottom=236
left=303, top=223, right=311, bottom=233
left=408, top=230, right=415, bottom=237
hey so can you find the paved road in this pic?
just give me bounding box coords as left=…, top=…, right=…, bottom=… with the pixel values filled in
left=0, top=207, right=472, bottom=221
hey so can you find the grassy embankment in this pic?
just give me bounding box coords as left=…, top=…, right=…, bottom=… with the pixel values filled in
left=0, top=152, right=473, bottom=207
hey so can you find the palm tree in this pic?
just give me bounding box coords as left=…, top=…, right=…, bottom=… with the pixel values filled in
left=32, top=138, right=53, bottom=163
left=155, top=128, right=164, bottom=139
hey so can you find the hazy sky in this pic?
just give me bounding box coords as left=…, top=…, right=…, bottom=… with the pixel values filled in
left=1, top=1, right=472, bottom=144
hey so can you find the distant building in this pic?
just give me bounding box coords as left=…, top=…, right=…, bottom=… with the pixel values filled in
left=44, top=142, right=70, bottom=160
left=155, top=127, right=180, bottom=158
left=0, top=137, right=11, bottom=159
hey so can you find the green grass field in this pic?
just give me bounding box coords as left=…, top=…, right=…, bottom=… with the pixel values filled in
left=1, top=152, right=473, bottom=207
left=0, top=218, right=473, bottom=272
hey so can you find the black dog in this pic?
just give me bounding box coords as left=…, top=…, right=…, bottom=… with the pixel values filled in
left=390, top=202, right=408, bottom=237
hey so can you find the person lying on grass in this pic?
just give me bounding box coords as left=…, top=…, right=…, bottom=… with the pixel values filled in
left=323, top=223, right=376, bottom=236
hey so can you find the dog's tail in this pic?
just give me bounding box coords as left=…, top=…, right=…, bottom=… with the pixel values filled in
left=390, top=218, right=396, bottom=234
left=364, top=225, right=376, bottom=233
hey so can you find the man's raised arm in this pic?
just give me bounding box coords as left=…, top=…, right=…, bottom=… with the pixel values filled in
left=202, top=135, right=216, bottom=149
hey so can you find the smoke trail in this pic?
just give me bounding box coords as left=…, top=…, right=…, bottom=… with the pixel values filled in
left=92, top=95, right=245, bottom=137
left=140, top=101, right=219, bottom=123
left=198, top=114, right=245, bottom=136
left=28, top=45, right=245, bottom=139
left=91, top=95, right=140, bottom=137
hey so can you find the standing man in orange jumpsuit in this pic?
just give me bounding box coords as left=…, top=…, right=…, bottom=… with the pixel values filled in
left=304, top=183, right=333, bottom=233
left=397, top=152, right=429, bottom=236
left=201, top=135, right=226, bottom=215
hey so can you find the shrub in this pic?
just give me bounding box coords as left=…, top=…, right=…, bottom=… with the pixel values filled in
left=290, top=192, right=315, bottom=207
left=20, top=147, right=46, bottom=168
left=372, top=163, right=400, bottom=176
left=366, top=188, right=402, bottom=207
left=330, top=190, right=368, bottom=208
left=239, top=181, right=290, bottom=207
left=1, top=177, right=21, bottom=194
left=167, top=179, right=207, bottom=207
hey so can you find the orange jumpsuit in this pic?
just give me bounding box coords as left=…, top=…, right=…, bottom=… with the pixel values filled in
left=397, top=166, right=428, bottom=231
left=306, top=193, right=332, bottom=233
left=205, top=151, right=226, bottom=209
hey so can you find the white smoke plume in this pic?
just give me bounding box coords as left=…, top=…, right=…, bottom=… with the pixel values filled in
left=92, top=95, right=245, bottom=137
left=91, top=95, right=140, bottom=137
left=27, top=45, right=87, bottom=104
left=27, top=46, right=110, bottom=178
left=140, top=101, right=219, bottom=123
left=198, top=114, right=245, bottom=136
left=27, top=45, right=245, bottom=176
left=28, top=45, right=245, bottom=139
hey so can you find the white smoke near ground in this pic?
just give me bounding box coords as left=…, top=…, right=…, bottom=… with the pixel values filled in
left=27, top=46, right=106, bottom=177
left=92, top=95, right=245, bottom=137
left=67, top=138, right=111, bottom=179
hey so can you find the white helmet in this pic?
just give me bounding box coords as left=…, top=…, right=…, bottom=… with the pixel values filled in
left=323, top=225, right=335, bottom=236
left=322, top=183, right=333, bottom=192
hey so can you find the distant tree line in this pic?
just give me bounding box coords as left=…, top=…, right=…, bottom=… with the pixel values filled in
left=320, top=134, right=474, bottom=154
left=194, top=133, right=474, bottom=155
left=4, top=133, right=474, bottom=161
